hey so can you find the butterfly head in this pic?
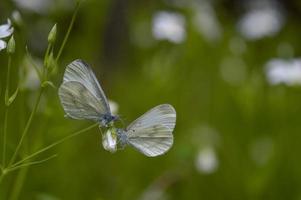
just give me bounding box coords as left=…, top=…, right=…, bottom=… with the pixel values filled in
left=101, top=114, right=119, bottom=127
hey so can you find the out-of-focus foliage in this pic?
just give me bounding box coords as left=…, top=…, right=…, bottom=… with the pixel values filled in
left=1, top=0, right=301, bottom=199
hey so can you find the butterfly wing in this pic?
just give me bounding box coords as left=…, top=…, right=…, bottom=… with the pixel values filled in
left=58, top=81, right=107, bottom=121
left=63, top=59, right=111, bottom=114
left=125, top=104, right=176, bottom=157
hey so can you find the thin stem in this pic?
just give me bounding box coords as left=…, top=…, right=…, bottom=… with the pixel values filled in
left=9, top=167, right=28, bottom=200
left=2, top=56, right=12, bottom=167
left=43, top=44, right=51, bottom=79
left=0, top=170, right=6, bottom=185
left=2, top=108, right=8, bottom=167
left=55, top=2, right=80, bottom=62
left=5, top=56, right=12, bottom=103
left=11, top=123, right=98, bottom=168
left=8, top=88, right=44, bottom=166
left=8, top=155, right=57, bottom=173
left=44, top=44, right=51, bottom=63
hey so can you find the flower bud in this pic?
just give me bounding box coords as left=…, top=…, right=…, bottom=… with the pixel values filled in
left=102, top=128, right=117, bottom=153
left=48, top=23, right=57, bottom=44
left=7, top=35, right=15, bottom=54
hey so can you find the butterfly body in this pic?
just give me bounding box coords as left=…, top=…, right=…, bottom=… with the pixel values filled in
left=99, top=114, right=118, bottom=127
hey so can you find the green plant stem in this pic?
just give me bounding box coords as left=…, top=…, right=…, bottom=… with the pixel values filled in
left=9, top=35, right=51, bottom=167
left=7, top=123, right=97, bottom=197
left=8, top=88, right=44, bottom=166
left=2, top=56, right=12, bottom=167
left=11, top=123, right=98, bottom=168
left=44, top=44, right=51, bottom=62
left=43, top=44, right=51, bottom=75
left=0, top=170, right=6, bottom=185
left=2, top=109, right=8, bottom=168
left=55, top=2, right=80, bottom=62
left=5, top=56, right=12, bottom=103
left=9, top=167, right=28, bottom=200
left=9, top=155, right=57, bottom=173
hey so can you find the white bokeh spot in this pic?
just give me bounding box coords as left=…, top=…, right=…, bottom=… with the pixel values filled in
left=152, top=11, right=186, bottom=43
left=195, top=146, right=218, bottom=174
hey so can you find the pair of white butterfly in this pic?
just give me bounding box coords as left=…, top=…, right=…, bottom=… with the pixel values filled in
left=58, top=60, right=176, bottom=157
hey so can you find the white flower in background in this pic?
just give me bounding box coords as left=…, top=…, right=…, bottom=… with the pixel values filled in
left=13, top=0, right=73, bottom=14
left=152, top=11, right=186, bottom=43
left=12, top=10, right=23, bottom=26
left=13, top=0, right=52, bottom=14
left=265, top=58, right=301, bottom=86
left=108, top=100, right=119, bottom=115
left=238, top=8, right=284, bottom=40
left=195, top=146, right=218, bottom=174
left=0, top=19, right=14, bottom=51
left=192, top=0, right=222, bottom=42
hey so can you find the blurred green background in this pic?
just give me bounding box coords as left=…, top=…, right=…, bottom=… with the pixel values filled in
left=1, top=0, right=301, bottom=199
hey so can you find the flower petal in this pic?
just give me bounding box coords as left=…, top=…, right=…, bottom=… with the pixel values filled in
left=0, top=27, right=13, bottom=38
left=0, top=40, right=7, bottom=51
left=0, top=20, right=13, bottom=38
left=0, top=24, right=10, bottom=32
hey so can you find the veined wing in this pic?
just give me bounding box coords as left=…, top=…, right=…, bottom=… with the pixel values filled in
left=125, top=104, right=176, bottom=157
left=127, top=104, right=176, bottom=133
left=58, top=81, right=106, bottom=121
left=126, top=124, right=174, bottom=157
left=63, top=59, right=110, bottom=114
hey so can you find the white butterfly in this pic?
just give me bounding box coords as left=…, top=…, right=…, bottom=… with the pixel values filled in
left=58, top=60, right=118, bottom=152
left=58, top=59, right=118, bottom=127
left=117, top=104, right=176, bottom=157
